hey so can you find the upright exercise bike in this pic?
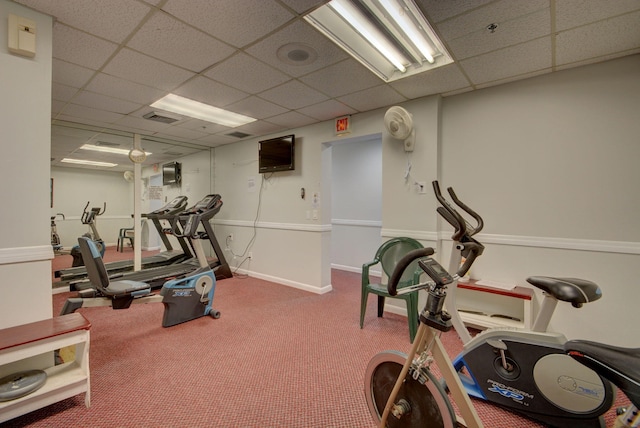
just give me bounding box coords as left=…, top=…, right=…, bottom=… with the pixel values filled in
left=432, top=181, right=615, bottom=427
left=70, top=201, right=106, bottom=267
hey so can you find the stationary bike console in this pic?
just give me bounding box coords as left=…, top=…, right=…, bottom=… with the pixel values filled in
left=418, top=257, right=453, bottom=287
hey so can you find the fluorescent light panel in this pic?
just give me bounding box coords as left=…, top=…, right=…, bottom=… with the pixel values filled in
left=304, top=0, right=452, bottom=82
left=61, top=158, right=118, bottom=167
left=151, top=94, right=256, bottom=128
left=80, top=144, right=151, bottom=156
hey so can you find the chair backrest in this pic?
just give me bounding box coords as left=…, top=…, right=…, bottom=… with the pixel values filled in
left=376, top=237, right=424, bottom=288
left=77, top=236, right=110, bottom=291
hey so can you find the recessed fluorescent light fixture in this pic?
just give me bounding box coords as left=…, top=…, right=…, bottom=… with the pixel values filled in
left=304, top=0, right=453, bottom=82
left=150, top=94, right=257, bottom=128
left=61, top=158, right=118, bottom=167
left=80, top=144, right=152, bottom=156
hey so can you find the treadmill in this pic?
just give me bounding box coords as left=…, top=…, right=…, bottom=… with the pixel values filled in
left=56, top=196, right=191, bottom=282
left=74, top=194, right=232, bottom=292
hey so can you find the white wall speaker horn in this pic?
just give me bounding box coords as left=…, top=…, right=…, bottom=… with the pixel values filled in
left=384, top=106, right=415, bottom=152
left=123, top=171, right=134, bottom=182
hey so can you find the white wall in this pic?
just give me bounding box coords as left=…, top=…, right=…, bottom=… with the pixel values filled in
left=50, top=166, right=134, bottom=248
left=440, top=55, right=640, bottom=345
left=0, top=1, right=53, bottom=328
left=331, top=135, right=382, bottom=273
left=141, top=150, right=213, bottom=252
left=212, top=55, right=639, bottom=345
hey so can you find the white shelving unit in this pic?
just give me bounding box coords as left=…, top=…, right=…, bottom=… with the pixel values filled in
left=0, top=313, right=91, bottom=423
left=456, top=280, right=534, bottom=330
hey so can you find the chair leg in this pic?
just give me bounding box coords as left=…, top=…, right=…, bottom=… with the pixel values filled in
left=377, top=296, right=385, bottom=317
left=360, top=289, right=368, bottom=329
left=406, top=294, right=419, bottom=343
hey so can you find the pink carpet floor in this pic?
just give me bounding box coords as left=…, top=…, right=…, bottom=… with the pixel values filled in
left=5, top=249, right=630, bottom=427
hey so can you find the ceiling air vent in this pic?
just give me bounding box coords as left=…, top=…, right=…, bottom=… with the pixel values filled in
left=95, top=140, right=120, bottom=147
left=164, top=151, right=184, bottom=157
left=143, top=111, right=180, bottom=124
left=226, top=131, right=252, bottom=139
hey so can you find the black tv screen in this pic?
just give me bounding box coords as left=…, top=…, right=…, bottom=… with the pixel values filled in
left=259, top=135, right=295, bottom=173
left=162, top=162, right=181, bottom=185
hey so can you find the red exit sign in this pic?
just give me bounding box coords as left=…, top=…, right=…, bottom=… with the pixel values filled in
left=335, top=115, right=351, bottom=136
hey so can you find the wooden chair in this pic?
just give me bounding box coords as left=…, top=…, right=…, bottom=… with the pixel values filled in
left=360, top=237, right=424, bottom=342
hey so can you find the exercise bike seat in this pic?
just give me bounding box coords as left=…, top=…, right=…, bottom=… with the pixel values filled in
left=78, top=237, right=151, bottom=298
left=526, top=276, right=602, bottom=308
left=565, top=340, right=640, bottom=408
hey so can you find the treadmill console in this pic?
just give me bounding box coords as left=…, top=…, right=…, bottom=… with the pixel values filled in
left=187, top=194, right=221, bottom=214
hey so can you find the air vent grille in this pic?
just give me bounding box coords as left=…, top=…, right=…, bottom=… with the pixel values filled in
left=143, top=111, right=180, bottom=124
left=95, top=141, right=120, bottom=147
left=226, top=131, right=252, bottom=139
left=164, top=151, right=183, bottom=156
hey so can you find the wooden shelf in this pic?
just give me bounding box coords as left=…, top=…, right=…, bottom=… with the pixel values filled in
left=0, top=314, right=90, bottom=424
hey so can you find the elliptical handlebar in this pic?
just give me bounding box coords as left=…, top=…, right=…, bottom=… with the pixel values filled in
left=387, top=247, right=435, bottom=296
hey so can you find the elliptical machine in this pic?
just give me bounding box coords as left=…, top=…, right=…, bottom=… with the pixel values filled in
left=70, top=201, right=106, bottom=267
left=433, top=181, right=615, bottom=427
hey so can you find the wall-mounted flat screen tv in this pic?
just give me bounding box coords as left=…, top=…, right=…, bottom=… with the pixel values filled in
left=258, top=134, right=295, bottom=173
left=162, top=161, right=181, bottom=185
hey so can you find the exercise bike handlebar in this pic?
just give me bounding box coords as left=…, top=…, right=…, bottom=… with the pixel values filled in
left=387, top=247, right=435, bottom=296
left=447, top=186, right=483, bottom=235
left=432, top=181, right=468, bottom=241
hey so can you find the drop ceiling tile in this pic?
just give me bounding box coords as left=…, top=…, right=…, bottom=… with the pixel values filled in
left=436, top=0, right=548, bottom=40
left=154, top=127, right=208, bottom=142
left=555, top=49, right=640, bottom=71
left=127, top=12, right=236, bottom=73
left=459, top=37, right=552, bottom=85
left=300, top=59, right=382, bottom=97
left=14, top=0, right=151, bottom=43
left=297, top=100, right=357, bottom=121
left=417, top=0, right=495, bottom=23
left=85, top=73, right=166, bottom=105
left=176, top=119, right=228, bottom=135
left=278, top=0, right=324, bottom=14
left=231, top=120, right=287, bottom=136
left=52, top=23, right=118, bottom=70
left=556, top=0, right=640, bottom=31
left=259, top=80, right=328, bottom=110
left=52, top=100, right=67, bottom=114
left=225, top=96, right=289, bottom=120
left=195, top=134, right=239, bottom=148
left=58, top=104, right=125, bottom=124
left=54, top=115, right=120, bottom=130
left=173, top=76, right=249, bottom=108
left=266, top=111, right=317, bottom=128
left=445, top=8, right=550, bottom=60
left=52, top=59, right=95, bottom=88
left=52, top=83, right=79, bottom=102
left=555, top=11, right=640, bottom=66
left=390, top=64, right=470, bottom=99
left=474, top=68, right=552, bottom=90
left=246, top=20, right=349, bottom=77
left=113, top=114, right=174, bottom=134
left=337, top=85, right=407, bottom=112
left=163, top=0, right=295, bottom=48
left=204, top=53, right=291, bottom=93
left=71, top=91, right=143, bottom=115
left=102, top=48, right=196, bottom=91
